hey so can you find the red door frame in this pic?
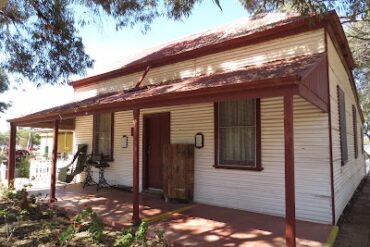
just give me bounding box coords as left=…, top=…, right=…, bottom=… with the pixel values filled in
left=142, top=112, right=171, bottom=190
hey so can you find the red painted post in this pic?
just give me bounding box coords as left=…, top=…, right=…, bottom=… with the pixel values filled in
left=132, top=108, right=141, bottom=225
left=50, top=120, right=59, bottom=203
left=284, top=95, right=296, bottom=247
left=7, top=123, right=16, bottom=188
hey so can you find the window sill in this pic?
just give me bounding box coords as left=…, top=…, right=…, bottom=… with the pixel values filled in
left=89, top=158, right=114, bottom=163
left=213, top=164, right=264, bottom=171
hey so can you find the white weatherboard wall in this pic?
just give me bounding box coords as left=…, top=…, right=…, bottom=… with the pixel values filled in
left=74, top=29, right=325, bottom=100
left=74, top=113, right=134, bottom=185
left=74, top=96, right=332, bottom=223
left=327, top=33, right=366, bottom=223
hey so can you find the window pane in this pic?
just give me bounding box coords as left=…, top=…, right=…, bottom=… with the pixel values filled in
left=219, top=99, right=256, bottom=165
left=93, top=113, right=112, bottom=159
left=219, top=100, right=255, bottom=127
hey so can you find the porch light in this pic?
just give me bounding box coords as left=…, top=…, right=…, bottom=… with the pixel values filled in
left=121, top=135, right=128, bottom=148
left=195, top=133, right=204, bottom=149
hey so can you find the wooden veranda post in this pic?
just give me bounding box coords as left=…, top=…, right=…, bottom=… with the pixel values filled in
left=132, top=108, right=141, bottom=225
left=50, top=120, right=59, bottom=202
left=7, top=123, right=16, bottom=188
left=284, top=95, right=296, bottom=247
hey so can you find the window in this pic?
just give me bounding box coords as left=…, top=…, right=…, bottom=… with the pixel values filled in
left=337, top=86, right=348, bottom=165
left=93, top=113, right=114, bottom=160
left=214, top=99, right=261, bottom=170
left=352, top=105, right=358, bottom=159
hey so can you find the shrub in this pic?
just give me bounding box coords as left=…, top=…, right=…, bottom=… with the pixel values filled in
left=114, top=221, right=166, bottom=247
left=58, top=207, right=104, bottom=245
left=17, top=157, right=30, bottom=178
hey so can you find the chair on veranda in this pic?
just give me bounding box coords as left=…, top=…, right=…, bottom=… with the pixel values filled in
left=57, top=144, right=88, bottom=183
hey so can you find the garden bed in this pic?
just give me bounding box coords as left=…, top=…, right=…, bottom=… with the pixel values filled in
left=0, top=186, right=166, bottom=247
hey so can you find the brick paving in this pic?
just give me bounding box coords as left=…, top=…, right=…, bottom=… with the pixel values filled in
left=335, top=176, right=370, bottom=247
left=33, top=183, right=332, bottom=247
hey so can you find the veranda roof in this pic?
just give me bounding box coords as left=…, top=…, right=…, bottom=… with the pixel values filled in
left=9, top=53, right=328, bottom=127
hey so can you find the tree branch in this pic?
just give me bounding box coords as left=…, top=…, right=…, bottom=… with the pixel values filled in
left=30, top=1, right=51, bottom=25
left=347, top=35, right=370, bottom=41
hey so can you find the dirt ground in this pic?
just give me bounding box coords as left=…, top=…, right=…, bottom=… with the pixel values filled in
left=0, top=200, right=121, bottom=247
left=334, top=176, right=370, bottom=247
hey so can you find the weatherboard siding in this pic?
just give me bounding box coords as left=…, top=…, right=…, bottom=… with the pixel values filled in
left=74, top=29, right=325, bottom=100
left=327, top=33, right=366, bottom=223
left=74, top=112, right=134, bottom=185
left=73, top=96, right=331, bottom=223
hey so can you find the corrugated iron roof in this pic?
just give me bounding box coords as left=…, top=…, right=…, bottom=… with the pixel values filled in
left=10, top=53, right=324, bottom=124
left=70, top=12, right=312, bottom=88
left=118, top=13, right=302, bottom=68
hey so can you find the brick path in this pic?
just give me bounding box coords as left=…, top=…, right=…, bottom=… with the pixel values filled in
left=335, top=177, right=370, bottom=247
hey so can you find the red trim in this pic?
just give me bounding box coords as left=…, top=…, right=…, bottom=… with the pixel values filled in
left=213, top=165, right=263, bottom=171
left=298, top=84, right=328, bottom=112
left=11, top=78, right=300, bottom=126
left=132, top=108, right=140, bottom=226
left=284, top=95, right=296, bottom=247
left=213, top=99, right=262, bottom=171
left=299, top=54, right=329, bottom=111
left=142, top=112, right=171, bottom=190
left=325, top=30, right=336, bottom=225
left=92, top=112, right=114, bottom=161
left=50, top=120, right=59, bottom=202
left=7, top=123, right=16, bottom=188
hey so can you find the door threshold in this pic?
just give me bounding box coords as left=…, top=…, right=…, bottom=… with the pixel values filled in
left=142, top=188, right=163, bottom=198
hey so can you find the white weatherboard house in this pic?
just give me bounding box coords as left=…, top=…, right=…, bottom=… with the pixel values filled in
left=7, top=10, right=367, bottom=246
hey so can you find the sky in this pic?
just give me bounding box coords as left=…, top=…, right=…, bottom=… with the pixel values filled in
left=0, top=1, right=250, bottom=131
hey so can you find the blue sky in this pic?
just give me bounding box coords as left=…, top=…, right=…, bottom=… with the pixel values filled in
left=0, top=1, right=250, bottom=131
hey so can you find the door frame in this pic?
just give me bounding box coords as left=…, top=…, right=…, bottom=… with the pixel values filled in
left=142, top=112, right=171, bottom=190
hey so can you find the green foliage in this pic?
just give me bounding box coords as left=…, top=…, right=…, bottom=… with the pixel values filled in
left=114, top=222, right=155, bottom=247
left=16, top=128, right=40, bottom=148
left=88, top=211, right=104, bottom=243
left=0, top=130, right=9, bottom=146
left=57, top=225, right=75, bottom=247
left=0, top=184, right=15, bottom=201
left=135, top=221, right=148, bottom=244
left=0, top=68, right=10, bottom=113
left=114, top=228, right=134, bottom=247
left=58, top=206, right=104, bottom=245
left=17, top=157, right=30, bottom=178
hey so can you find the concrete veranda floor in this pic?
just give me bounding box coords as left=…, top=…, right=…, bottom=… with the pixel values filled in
left=34, top=183, right=331, bottom=247
left=334, top=176, right=370, bottom=247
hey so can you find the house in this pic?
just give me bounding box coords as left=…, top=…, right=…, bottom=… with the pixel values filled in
left=6, top=10, right=367, bottom=247
left=39, top=130, right=73, bottom=159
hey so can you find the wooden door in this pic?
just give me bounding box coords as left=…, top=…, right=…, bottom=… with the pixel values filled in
left=144, top=112, right=170, bottom=190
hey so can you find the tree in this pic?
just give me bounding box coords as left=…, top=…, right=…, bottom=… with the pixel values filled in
left=0, top=1, right=369, bottom=130
left=16, top=128, right=40, bottom=148
left=0, top=0, right=368, bottom=85
left=0, top=67, right=10, bottom=113
left=0, top=130, right=9, bottom=146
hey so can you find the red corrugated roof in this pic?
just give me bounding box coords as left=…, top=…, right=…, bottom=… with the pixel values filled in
left=10, top=53, right=324, bottom=124
left=70, top=12, right=314, bottom=88
left=118, top=13, right=301, bottom=68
